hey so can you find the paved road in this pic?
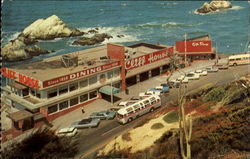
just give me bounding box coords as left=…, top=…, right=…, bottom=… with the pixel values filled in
left=77, top=65, right=249, bottom=159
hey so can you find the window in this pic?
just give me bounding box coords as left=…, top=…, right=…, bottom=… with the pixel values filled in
left=48, top=104, right=58, bottom=114
left=113, top=69, right=120, bottom=77
left=59, top=86, right=68, bottom=95
left=80, top=79, right=88, bottom=88
left=236, top=58, right=241, bottom=61
left=36, top=91, right=41, bottom=98
left=70, top=97, right=79, bottom=106
left=80, top=94, right=88, bottom=102
left=30, top=89, right=36, bottom=96
left=69, top=83, right=78, bottom=92
left=89, top=91, right=97, bottom=99
left=107, top=71, right=113, bottom=79
left=59, top=101, right=69, bottom=110
left=89, top=76, right=97, bottom=85
left=48, top=89, right=57, bottom=98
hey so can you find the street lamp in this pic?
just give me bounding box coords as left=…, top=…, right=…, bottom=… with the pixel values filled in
left=184, top=33, right=187, bottom=66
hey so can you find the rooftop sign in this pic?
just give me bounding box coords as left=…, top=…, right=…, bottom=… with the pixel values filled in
left=43, top=61, right=120, bottom=88
left=2, top=67, right=40, bottom=89
left=175, top=40, right=212, bottom=53
left=125, top=47, right=173, bottom=70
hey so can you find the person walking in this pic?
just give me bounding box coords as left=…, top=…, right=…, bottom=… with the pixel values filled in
left=81, top=107, right=85, bottom=114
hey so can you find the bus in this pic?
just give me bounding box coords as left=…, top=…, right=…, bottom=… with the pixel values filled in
left=228, top=54, right=250, bottom=66
left=116, top=95, right=161, bottom=124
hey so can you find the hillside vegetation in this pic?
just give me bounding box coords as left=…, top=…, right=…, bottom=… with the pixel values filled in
left=97, top=77, right=250, bottom=159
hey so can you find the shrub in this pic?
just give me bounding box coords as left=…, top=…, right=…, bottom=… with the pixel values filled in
left=151, top=123, right=164, bottom=130
left=163, top=110, right=179, bottom=123
left=203, top=87, right=226, bottom=102
left=122, top=132, right=132, bottom=141
left=1, top=128, right=79, bottom=159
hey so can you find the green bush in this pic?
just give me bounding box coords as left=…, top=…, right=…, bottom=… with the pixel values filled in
left=163, top=110, right=179, bottom=123
left=151, top=123, right=164, bottom=130
left=203, top=87, right=226, bottom=102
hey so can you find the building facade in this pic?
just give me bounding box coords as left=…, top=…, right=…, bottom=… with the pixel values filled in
left=2, top=43, right=173, bottom=130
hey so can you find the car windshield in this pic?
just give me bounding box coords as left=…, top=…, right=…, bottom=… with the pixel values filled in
left=187, top=74, right=193, bottom=77
left=79, top=119, right=91, bottom=124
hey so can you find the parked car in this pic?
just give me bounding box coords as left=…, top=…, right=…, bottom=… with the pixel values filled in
left=129, top=96, right=142, bottom=101
left=185, top=72, right=200, bottom=80
left=216, top=64, right=229, bottom=70
left=148, top=85, right=169, bottom=93
left=139, top=90, right=161, bottom=97
left=56, top=127, right=77, bottom=137
left=118, top=101, right=136, bottom=107
left=194, top=69, right=207, bottom=76
left=71, top=118, right=100, bottom=128
left=160, top=83, right=171, bottom=90
left=206, top=66, right=219, bottom=72
left=90, top=111, right=116, bottom=120
left=177, top=75, right=189, bottom=83
left=167, top=80, right=181, bottom=88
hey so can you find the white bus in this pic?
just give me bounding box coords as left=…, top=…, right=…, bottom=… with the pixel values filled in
left=228, top=54, right=250, bottom=66
left=116, top=95, right=161, bottom=124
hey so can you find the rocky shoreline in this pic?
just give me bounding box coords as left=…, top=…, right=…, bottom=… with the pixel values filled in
left=2, top=15, right=124, bottom=62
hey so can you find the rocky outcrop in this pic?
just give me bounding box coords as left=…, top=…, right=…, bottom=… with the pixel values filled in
left=197, top=0, right=232, bottom=14
left=2, top=15, right=84, bottom=62
left=72, top=33, right=113, bottom=46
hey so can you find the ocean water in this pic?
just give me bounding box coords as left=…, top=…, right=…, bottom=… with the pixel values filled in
left=2, top=1, right=249, bottom=66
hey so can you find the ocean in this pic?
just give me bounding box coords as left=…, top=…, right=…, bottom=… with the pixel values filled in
left=2, top=1, right=249, bottom=66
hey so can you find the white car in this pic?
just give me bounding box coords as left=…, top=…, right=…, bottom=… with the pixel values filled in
left=176, top=75, right=189, bottom=83
left=185, top=72, right=200, bottom=80
left=194, top=69, right=207, bottom=76
left=117, top=101, right=136, bottom=107
left=56, top=127, right=77, bottom=137
left=139, top=90, right=161, bottom=97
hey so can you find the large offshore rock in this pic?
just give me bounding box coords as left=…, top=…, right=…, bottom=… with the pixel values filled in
left=22, top=15, right=84, bottom=43
left=197, top=0, right=232, bottom=14
left=2, top=15, right=84, bottom=62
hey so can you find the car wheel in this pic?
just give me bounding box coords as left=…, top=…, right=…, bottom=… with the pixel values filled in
left=150, top=108, right=154, bottom=112
left=233, top=63, right=237, bottom=66
left=128, top=118, right=133, bottom=123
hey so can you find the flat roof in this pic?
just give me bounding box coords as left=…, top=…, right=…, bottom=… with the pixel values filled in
left=125, top=43, right=166, bottom=59
left=7, top=110, right=34, bottom=122
left=9, top=45, right=119, bottom=81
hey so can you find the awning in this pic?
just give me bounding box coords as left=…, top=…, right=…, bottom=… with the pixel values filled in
left=9, top=82, right=27, bottom=90
left=99, top=86, right=121, bottom=95
left=7, top=110, right=34, bottom=122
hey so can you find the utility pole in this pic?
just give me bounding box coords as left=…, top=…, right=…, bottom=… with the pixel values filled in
left=184, top=33, right=187, bottom=66
left=111, top=73, right=113, bottom=105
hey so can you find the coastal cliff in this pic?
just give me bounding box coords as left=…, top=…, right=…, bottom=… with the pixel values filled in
left=2, top=15, right=84, bottom=62
left=197, top=0, right=232, bottom=14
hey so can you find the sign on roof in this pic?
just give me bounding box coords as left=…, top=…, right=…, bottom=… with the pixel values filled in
left=125, top=47, right=173, bottom=70
left=2, top=67, right=40, bottom=89
left=43, top=61, right=120, bottom=88
left=175, top=40, right=212, bottom=53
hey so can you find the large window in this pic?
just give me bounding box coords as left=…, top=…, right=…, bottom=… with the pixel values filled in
left=70, top=97, right=79, bottom=106
left=89, top=76, right=97, bottom=85
left=89, top=91, right=97, bottom=99
left=113, top=69, right=120, bottom=77
left=59, top=86, right=68, bottom=95
left=80, top=79, right=88, bottom=88
left=107, top=71, right=113, bottom=79
left=48, top=104, right=58, bottom=114
left=80, top=94, right=88, bottom=103
left=69, top=83, right=78, bottom=92
left=48, top=89, right=57, bottom=98
left=59, top=101, right=69, bottom=110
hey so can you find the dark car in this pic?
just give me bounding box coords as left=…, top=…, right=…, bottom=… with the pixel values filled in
left=90, top=111, right=116, bottom=120
left=71, top=118, right=100, bottom=128
left=166, top=81, right=180, bottom=88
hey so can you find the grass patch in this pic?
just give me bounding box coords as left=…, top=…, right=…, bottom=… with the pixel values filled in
left=163, top=110, right=179, bottom=123
left=151, top=123, right=164, bottom=130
